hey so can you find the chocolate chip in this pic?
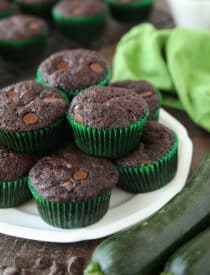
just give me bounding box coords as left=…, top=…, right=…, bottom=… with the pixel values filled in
left=74, top=114, right=83, bottom=125
left=28, top=22, right=39, bottom=31
left=61, top=180, right=73, bottom=190
left=42, top=97, right=63, bottom=103
left=74, top=104, right=83, bottom=112
left=141, top=91, right=153, bottom=98
left=3, top=267, right=20, bottom=275
left=73, top=170, right=88, bottom=180
left=72, top=7, right=82, bottom=16
left=141, top=160, right=151, bottom=165
left=57, top=61, right=69, bottom=70
left=7, top=90, right=18, bottom=99
left=67, top=256, right=84, bottom=275
left=34, top=256, right=51, bottom=270
left=49, top=261, right=65, bottom=275
left=129, top=112, right=137, bottom=122
left=23, top=113, right=38, bottom=125
left=90, top=63, right=103, bottom=73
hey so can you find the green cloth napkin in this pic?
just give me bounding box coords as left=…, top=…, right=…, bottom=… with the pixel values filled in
left=113, top=23, right=210, bottom=132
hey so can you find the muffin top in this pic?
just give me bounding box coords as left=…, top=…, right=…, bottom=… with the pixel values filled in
left=20, top=0, right=55, bottom=3
left=110, top=80, right=160, bottom=116
left=29, top=144, right=119, bottom=203
left=0, top=15, right=47, bottom=40
left=116, top=121, right=176, bottom=167
left=69, top=86, right=148, bottom=129
left=0, top=0, right=10, bottom=12
left=38, top=49, right=108, bottom=92
left=53, top=0, right=106, bottom=17
left=0, top=146, right=37, bottom=181
left=0, top=81, right=67, bottom=132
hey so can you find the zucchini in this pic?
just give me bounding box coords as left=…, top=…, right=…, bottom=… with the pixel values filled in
left=161, top=228, right=210, bottom=275
left=85, top=153, right=210, bottom=275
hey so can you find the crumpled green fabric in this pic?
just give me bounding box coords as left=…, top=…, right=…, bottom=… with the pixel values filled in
left=113, top=23, right=210, bottom=132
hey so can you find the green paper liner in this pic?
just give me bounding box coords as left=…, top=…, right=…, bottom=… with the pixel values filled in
left=0, top=8, right=12, bottom=19
left=0, top=176, right=31, bottom=208
left=52, top=10, right=108, bottom=42
left=117, top=134, right=178, bottom=193
left=0, top=117, right=65, bottom=154
left=36, top=66, right=111, bottom=100
left=67, top=110, right=149, bottom=159
left=106, top=0, right=154, bottom=22
left=0, top=27, right=48, bottom=61
left=16, top=0, right=58, bottom=18
left=28, top=179, right=111, bottom=229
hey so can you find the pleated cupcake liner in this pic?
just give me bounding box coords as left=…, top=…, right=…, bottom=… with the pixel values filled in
left=36, top=66, right=111, bottom=100
left=0, top=8, right=12, bottom=19
left=151, top=107, right=160, bottom=121
left=0, top=27, right=48, bottom=61
left=52, top=10, right=108, bottom=42
left=0, top=176, right=31, bottom=208
left=117, top=134, right=179, bottom=193
left=16, top=0, right=58, bottom=18
left=67, top=110, right=149, bottom=159
left=28, top=179, right=111, bottom=229
left=0, top=117, right=65, bottom=155
left=106, top=0, right=154, bottom=22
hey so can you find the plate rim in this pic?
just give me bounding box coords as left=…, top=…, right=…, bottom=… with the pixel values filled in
left=0, top=109, right=193, bottom=243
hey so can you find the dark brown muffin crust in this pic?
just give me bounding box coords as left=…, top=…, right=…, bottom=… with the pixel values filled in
left=0, top=146, right=36, bottom=181
left=29, top=146, right=119, bottom=203
left=0, top=15, right=47, bottom=40
left=116, top=121, right=175, bottom=167
left=54, top=0, right=106, bottom=17
left=38, top=49, right=108, bottom=92
left=21, top=0, right=55, bottom=3
left=0, top=0, right=10, bottom=12
left=69, top=86, right=148, bottom=129
left=110, top=80, right=160, bottom=118
left=0, top=80, right=67, bottom=132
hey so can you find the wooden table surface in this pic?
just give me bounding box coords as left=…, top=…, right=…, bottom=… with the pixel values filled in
left=0, top=1, right=209, bottom=274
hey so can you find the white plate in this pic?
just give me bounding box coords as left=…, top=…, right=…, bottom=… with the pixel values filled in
left=0, top=109, right=193, bottom=243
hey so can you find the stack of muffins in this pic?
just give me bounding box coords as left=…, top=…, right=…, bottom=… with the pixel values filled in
left=0, top=49, right=178, bottom=229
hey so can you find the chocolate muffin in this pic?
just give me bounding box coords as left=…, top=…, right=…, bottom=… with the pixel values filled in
left=52, top=0, right=107, bottom=42
left=54, top=0, right=106, bottom=17
left=28, top=148, right=119, bottom=228
left=0, top=0, right=12, bottom=19
left=0, top=146, right=37, bottom=208
left=116, top=121, right=178, bottom=193
left=0, top=80, right=67, bottom=153
left=17, top=0, right=58, bottom=18
left=105, top=0, right=154, bottom=22
left=0, top=15, right=48, bottom=60
left=110, top=80, right=161, bottom=120
left=67, top=86, right=149, bottom=158
left=37, top=49, right=110, bottom=99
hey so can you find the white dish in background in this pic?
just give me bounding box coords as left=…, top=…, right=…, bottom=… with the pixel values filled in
left=0, top=109, right=193, bottom=243
left=167, top=0, right=210, bottom=30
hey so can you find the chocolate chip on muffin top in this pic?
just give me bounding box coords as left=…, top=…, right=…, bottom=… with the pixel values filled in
left=38, top=49, right=108, bottom=92
left=0, top=146, right=37, bottom=181
left=0, top=80, right=67, bottom=132
left=29, top=146, right=119, bottom=203
left=116, top=121, right=176, bottom=167
left=69, top=86, right=148, bottom=129
left=110, top=80, right=160, bottom=117
left=0, top=15, right=47, bottom=40
left=54, top=0, right=106, bottom=17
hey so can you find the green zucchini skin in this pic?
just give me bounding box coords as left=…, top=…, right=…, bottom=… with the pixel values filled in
left=85, top=154, right=210, bottom=275
left=162, top=228, right=210, bottom=275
